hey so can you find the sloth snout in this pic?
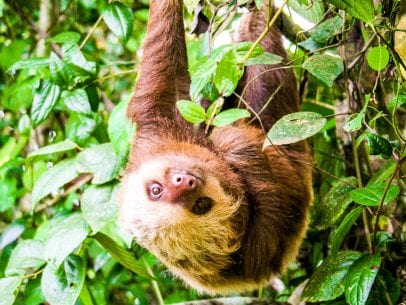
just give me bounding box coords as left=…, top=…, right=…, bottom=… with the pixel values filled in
left=171, top=173, right=198, bottom=191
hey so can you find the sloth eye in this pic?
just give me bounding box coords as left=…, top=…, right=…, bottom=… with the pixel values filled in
left=191, top=197, right=213, bottom=215
left=149, top=183, right=163, bottom=200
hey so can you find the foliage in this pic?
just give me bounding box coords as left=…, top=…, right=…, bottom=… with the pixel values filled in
left=0, top=0, right=405, bottom=305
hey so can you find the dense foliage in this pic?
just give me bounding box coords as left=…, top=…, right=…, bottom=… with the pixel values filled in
left=0, top=0, right=405, bottom=304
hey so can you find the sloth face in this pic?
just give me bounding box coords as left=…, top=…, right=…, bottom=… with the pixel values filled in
left=118, top=154, right=246, bottom=289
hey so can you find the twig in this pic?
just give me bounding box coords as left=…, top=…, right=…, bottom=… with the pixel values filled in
left=244, top=0, right=288, bottom=61
left=372, top=162, right=400, bottom=252
left=35, top=174, right=93, bottom=212
left=80, top=15, right=103, bottom=49
left=142, top=257, right=164, bottom=305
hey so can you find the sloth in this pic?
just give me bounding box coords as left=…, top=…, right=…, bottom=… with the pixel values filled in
left=118, top=0, right=313, bottom=294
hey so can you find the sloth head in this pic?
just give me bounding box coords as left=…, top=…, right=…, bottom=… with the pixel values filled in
left=118, top=152, right=248, bottom=290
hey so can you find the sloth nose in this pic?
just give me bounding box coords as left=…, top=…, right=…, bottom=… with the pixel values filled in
left=171, top=173, right=197, bottom=191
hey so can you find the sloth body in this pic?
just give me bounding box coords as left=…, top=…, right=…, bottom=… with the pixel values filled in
left=119, top=0, right=313, bottom=294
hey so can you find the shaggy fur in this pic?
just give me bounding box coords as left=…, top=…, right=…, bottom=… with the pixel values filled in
left=119, top=0, right=313, bottom=294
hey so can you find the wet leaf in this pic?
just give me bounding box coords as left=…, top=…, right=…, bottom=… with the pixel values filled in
left=102, top=2, right=134, bottom=41
left=345, top=254, right=381, bottom=305
left=303, top=54, right=344, bottom=86
left=303, top=251, right=362, bottom=302
left=264, top=112, right=327, bottom=146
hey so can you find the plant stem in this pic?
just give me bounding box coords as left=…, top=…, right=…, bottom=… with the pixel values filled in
left=351, top=132, right=373, bottom=253
left=80, top=15, right=103, bottom=49
left=372, top=162, right=400, bottom=252
left=244, top=0, right=288, bottom=61
left=142, top=257, right=165, bottom=305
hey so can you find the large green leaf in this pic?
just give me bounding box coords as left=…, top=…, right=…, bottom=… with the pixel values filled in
left=31, top=80, right=61, bottom=127
left=313, top=177, right=357, bottom=229
left=7, top=58, right=50, bottom=75
left=61, top=89, right=92, bottom=114
left=27, top=139, right=78, bottom=160
left=264, top=112, right=327, bottom=146
left=303, top=54, right=344, bottom=87
left=367, top=46, right=390, bottom=72
left=330, top=207, right=362, bottom=254
left=93, top=232, right=153, bottom=280
left=41, top=255, right=86, bottom=305
left=326, top=0, right=375, bottom=23
left=365, top=133, right=394, bottom=159
left=311, top=16, right=344, bottom=44
left=102, top=2, right=134, bottom=41
left=76, top=143, right=121, bottom=184
left=0, top=276, right=23, bottom=305
left=6, top=240, right=45, bottom=276
left=212, top=108, right=250, bottom=127
left=43, top=213, right=89, bottom=265
left=32, top=158, right=79, bottom=207
left=214, top=50, right=241, bottom=96
left=345, top=254, right=381, bottom=305
left=176, top=100, right=206, bottom=124
left=190, top=58, right=217, bottom=101
left=350, top=182, right=400, bottom=206
left=302, top=251, right=362, bottom=302
left=65, top=113, right=97, bottom=146
left=108, top=100, right=135, bottom=157
left=81, top=185, right=118, bottom=234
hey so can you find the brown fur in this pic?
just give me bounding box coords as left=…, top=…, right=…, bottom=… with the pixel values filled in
left=119, top=0, right=313, bottom=294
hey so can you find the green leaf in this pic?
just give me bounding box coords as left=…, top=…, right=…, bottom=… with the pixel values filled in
left=311, top=15, right=344, bottom=44
left=345, top=254, right=381, bottom=305
left=303, top=54, right=344, bottom=86
left=330, top=207, right=362, bottom=254
left=65, top=113, right=97, bottom=146
left=0, top=276, right=23, bottom=305
left=6, top=240, right=45, bottom=276
left=43, top=213, right=89, bottom=265
left=366, top=133, right=394, bottom=159
left=93, top=232, right=154, bottom=280
left=245, top=52, right=283, bottom=66
left=367, top=159, right=396, bottom=185
left=108, top=100, right=135, bottom=157
left=350, top=182, right=400, bottom=206
left=61, top=89, right=92, bottom=114
left=61, top=44, right=97, bottom=78
left=48, top=32, right=81, bottom=44
left=25, top=277, right=45, bottom=305
left=388, top=95, right=406, bottom=113
left=31, top=80, right=62, bottom=127
left=212, top=108, right=250, bottom=127
left=76, top=143, right=121, bottom=184
left=41, top=255, right=86, bottom=305
left=326, top=0, right=375, bottom=23
left=302, top=251, right=362, bottom=302
left=32, top=158, right=79, bottom=207
left=367, top=46, right=389, bottom=71
left=190, top=58, right=217, bottom=101
left=0, top=178, right=17, bottom=212
left=27, top=139, right=78, bottom=159
left=214, top=50, right=241, bottom=96
left=176, top=100, right=206, bottom=124
left=288, top=0, right=325, bottom=23
left=81, top=185, right=118, bottom=233
left=313, top=177, right=358, bottom=229
left=102, top=2, right=134, bottom=41
left=7, top=58, right=50, bottom=75
left=264, top=112, right=327, bottom=146
left=344, top=95, right=370, bottom=132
